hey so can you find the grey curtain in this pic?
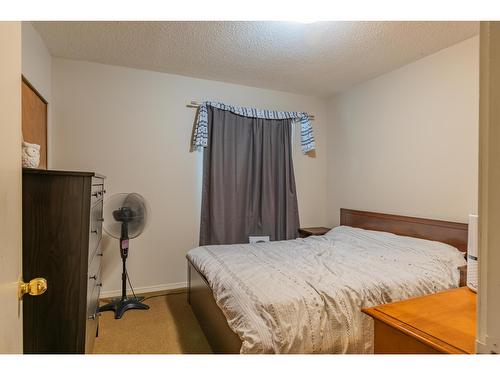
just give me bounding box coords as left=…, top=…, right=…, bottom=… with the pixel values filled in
left=199, top=107, right=300, bottom=245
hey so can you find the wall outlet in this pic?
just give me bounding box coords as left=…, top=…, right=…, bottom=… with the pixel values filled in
left=249, top=235, right=270, bottom=244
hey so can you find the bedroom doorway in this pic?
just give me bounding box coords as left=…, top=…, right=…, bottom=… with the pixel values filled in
left=477, top=21, right=500, bottom=354
left=0, top=21, right=23, bottom=354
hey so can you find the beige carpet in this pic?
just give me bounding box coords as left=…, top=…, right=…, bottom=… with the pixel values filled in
left=94, top=292, right=212, bottom=354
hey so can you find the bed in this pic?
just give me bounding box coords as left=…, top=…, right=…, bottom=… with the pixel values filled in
left=186, top=208, right=468, bottom=354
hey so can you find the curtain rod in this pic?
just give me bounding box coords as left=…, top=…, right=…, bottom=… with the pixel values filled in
left=187, top=101, right=315, bottom=121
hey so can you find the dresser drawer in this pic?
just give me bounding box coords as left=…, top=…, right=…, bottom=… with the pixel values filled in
left=85, top=283, right=101, bottom=354
left=87, top=251, right=102, bottom=294
left=90, top=183, right=105, bottom=207
left=92, top=176, right=105, bottom=185
left=89, top=199, right=103, bottom=262
left=87, top=283, right=101, bottom=323
left=372, top=319, right=441, bottom=354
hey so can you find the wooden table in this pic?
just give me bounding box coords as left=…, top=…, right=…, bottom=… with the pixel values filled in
left=362, top=287, right=476, bottom=354
left=298, top=227, right=331, bottom=238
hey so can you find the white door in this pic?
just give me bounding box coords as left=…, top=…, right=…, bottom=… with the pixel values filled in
left=0, top=21, right=23, bottom=354
left=477, top=21, right=500, bottom=354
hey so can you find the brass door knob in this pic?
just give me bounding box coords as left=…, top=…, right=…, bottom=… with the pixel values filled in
left=19, top=278, right=48, bottom=300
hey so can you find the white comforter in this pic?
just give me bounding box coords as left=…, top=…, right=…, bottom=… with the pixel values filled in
left=186, top=226, right=466, bottom=354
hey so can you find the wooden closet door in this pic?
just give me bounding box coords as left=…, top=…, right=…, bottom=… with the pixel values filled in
left=22, top=79, right=48, bottom=169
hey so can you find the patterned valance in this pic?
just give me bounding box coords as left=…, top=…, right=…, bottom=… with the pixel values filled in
left=192, top=101, right=315, bottom=154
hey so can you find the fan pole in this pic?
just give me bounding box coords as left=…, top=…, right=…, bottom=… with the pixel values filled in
left=121, top=242, right=127, bottom=301
left=120, top=220, right=129, bottom=301
left=98, top=221, right=149, bottom=319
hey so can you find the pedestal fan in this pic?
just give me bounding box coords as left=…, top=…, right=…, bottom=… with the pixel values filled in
left=99, top=193, right=150, bottom=319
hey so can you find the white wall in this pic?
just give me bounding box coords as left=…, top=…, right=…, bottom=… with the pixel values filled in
left=22, top=22, right=51, bottom=100
left=50, top=35, right=479, bottom=296
left=327, top=36, right=479, bottom=226
left=21, top=21, right=52, bottom=166
left=51, top=58, right=329, bottom=296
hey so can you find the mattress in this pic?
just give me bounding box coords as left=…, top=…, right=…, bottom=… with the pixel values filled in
left=186, top=226, right=467, bottom=353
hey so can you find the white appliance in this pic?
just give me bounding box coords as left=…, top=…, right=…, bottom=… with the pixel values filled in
left=467, top=214, right=478, bottom=292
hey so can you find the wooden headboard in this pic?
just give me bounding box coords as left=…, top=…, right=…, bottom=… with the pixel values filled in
left=340, top=208, right=468, bottom=252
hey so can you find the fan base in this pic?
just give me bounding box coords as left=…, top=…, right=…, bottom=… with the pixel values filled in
left=99, top=296, right=149, bottom=319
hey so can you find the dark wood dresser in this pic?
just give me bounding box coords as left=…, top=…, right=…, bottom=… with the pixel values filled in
left=22, top=169, right=105, bottom=353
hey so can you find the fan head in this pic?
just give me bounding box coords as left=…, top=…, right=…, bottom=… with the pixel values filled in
left=103, top=193, right=149, bottom=239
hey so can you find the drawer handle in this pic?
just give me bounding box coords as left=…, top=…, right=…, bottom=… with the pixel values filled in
left=91, top=229, right=98, bottom=234
left=97, top=218, right=104, bottom=222
left=96, top=283, right=102, bottom=287
left=89, top=275, right=97, bottom=280
left=97, top=252, right=103, bottom=257
left=92, top=192, right=100, bottom=197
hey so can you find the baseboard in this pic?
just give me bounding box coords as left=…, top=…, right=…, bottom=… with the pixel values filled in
left=100, top=281, right=188, bottom=299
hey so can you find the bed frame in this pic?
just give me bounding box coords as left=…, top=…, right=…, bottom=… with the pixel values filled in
left=187, top=208, right=469, bottom=353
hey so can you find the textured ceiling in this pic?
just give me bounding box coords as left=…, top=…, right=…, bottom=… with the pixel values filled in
left=33, top=21, right=479, bottom=98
